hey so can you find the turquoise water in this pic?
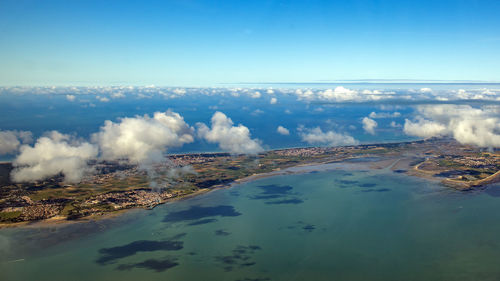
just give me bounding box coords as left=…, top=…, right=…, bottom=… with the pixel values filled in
left=2, top=166, right=500, bottom=281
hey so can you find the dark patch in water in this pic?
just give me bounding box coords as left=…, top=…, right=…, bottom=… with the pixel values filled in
left=250, top=194, right=282, bottom=200
left=258, top=184, right=293, bottom=195
left=215, top=245, right=262, bottom=270
left=215, top=229, right=231, bottom=236
left=248, top=245, right=261, bottom=250
left=286, top=221, right=317, bottom=233
left=168, top=233, right=187, bottom=240
left=361, top=188, right=391, bottom=193
left=235, top=278, right=271, bottom=281
left=303, top=224, right=315, bottom=232
left=97, top=239, right=184, bottom=265
left=393, top=169, right=407, bottom=173
left=484, top=185, right=500, bottom=197
left=359, top=183, right=377, bottom=188
left=309, top=171, right=319, bottom=174
left=265, top=198, right=303, bottom=205
left=339, top=180, right=358, bottom=185
left=187, top=218, right=218, bottom=226
left=163, top=205, right=241, bottom=223
left=116, top=257, right=179, bottom=272
left=250, top=184, right=304, bottom=205
left=229, top=191, right=240, bottom=197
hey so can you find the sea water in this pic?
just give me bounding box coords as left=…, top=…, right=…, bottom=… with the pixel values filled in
left=2, top=165, right=500, bottom=281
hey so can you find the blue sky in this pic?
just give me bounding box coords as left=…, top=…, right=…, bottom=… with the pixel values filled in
left=1, top=0, right=499, bottom=86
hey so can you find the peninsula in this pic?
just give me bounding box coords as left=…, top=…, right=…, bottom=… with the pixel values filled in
left=1, top=138, right=499, bottom=226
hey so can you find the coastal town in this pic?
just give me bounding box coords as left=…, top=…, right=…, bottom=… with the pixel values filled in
left=0, top=137, right=499, bottom=225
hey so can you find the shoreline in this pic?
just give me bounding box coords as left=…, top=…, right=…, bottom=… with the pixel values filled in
left=1, top=139, right=498, bottom=229
left=0, top=157, right=366, bottom=229
left=0, top=155, right=437, bottom=229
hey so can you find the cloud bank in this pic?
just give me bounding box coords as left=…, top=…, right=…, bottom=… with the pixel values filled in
left=404, top=105, right=500, bottom=147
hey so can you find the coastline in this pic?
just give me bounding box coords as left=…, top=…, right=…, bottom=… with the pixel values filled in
left=1, top=139, right=498, bottom=229
left=0, top=155, right=431, bottom=229
left=0, top=157, right=363, bottom=229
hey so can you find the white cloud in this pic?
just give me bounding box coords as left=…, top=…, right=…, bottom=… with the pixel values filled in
left=111, top=92, right=125, bottom=98
left=96, top=96, right=110, bottom=102
left=270, top=97, right=277, bottom=104
left=404, top=105, right=500, bottom=147
left=172, top=88, right=187, bottom=96
left=251, top=109, right=264, bottom=116
left=92, top=110, right=194, bottom=165
left=404, top=117, right=447, bottom=138
left=3, top=86, right=500, bottom=103
left=0, top=130, right=32, bottom=155
left=295, top=86, right=398, bottom=103
left=277, top=126, right=290, bottom=135
left=197, top=112, right=263, bottom=154
left=390, top=121, right=402, bottom=128
left=250, top=91, right=261, bottom=98
left=11, top=131, right=98, bottom=183
left=369, top=111, right=401, bottom=118
left=362, top=117, right=378, bottom=135
left=66, top=94, right=76, bottom=102
left=299, top=126, right=358, bottom=146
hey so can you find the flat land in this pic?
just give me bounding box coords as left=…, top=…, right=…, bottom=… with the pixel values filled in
left=1, top=138, right=499, bottom=226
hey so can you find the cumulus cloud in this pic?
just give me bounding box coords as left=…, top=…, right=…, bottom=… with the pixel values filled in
left=250, top=91, right=261, bottom=98
left=172, top=88, right=187, bottom=96
left=277, top=126, right=290, bottom=135
left=295, top=87, right=397, bottom=103
left=96, top=96, right=110, bottom=102
left=369, top=111, right=401, bottom=118
left=0, top=130, right=32, bottom=155
left=362, top=117, right=378, bottom=135
left=92, top=110, right=194, bottom=165
left=404, top=105, right=500, bottom=147
left=251, top=109, right=264, bottom=116
left=11, top=131, right=98, bottom=183
left=270, top=97, right=277, bottom=104
left=298, top=126, right=358, bottom=146
left=404, top=117, right=447, bottom=138
left=66, top=94, right=76, bottom=102
left=197, top=112, right=263, bottom=154
left=111, top=92, right=125, bottom=98
left=390, top=121, right=402, bottom=128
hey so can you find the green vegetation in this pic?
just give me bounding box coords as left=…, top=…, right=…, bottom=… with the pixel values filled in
left=0, top=211, right=21, bottom=222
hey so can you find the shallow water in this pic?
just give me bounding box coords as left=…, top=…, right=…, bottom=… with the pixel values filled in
left=2, top=168, right=500, bottom=281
